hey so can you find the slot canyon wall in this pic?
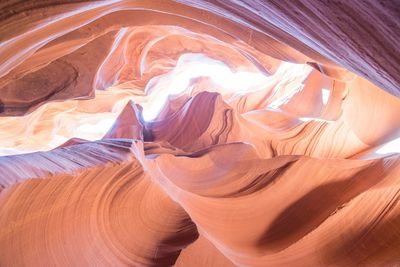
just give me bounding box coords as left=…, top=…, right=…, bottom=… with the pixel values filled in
left=0, top=1, right=400, bottom=266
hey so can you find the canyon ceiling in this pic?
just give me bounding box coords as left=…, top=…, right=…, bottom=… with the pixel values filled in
left=0, top=1, right=400, bottom=266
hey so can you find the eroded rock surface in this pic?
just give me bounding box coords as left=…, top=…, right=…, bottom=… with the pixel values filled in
left=0, top=1, right=399, bottom=266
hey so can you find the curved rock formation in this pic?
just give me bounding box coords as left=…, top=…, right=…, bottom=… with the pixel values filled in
left=0, top=1, right=399, bottom=266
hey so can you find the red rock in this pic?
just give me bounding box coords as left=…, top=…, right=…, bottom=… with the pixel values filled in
left=0, top=1, right=399, bottom=266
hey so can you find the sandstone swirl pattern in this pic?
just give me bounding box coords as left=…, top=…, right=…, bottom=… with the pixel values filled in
left=0, top=1, right=400, bottom=267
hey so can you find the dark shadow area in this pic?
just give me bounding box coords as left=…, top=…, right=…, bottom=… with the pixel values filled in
left=257, top=160, right=395, bottom=253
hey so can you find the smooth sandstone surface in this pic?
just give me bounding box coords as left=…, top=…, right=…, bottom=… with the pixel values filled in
left=0, top=1, right=399, bottom=266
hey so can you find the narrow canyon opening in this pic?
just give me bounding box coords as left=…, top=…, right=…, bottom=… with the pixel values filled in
left=0, top=1, right=399, bottom=267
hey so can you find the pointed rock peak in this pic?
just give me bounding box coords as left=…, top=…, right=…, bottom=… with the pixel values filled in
left=103, top=100, right=145, bottom=140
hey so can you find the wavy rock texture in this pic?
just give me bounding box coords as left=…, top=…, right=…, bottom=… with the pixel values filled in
left=0, top=1, right=400, bottom=267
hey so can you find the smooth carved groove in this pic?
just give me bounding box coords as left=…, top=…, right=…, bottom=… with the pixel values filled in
left=0, top=1, right=400, bottom=267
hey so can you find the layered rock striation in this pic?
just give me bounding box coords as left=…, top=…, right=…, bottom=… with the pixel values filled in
left=0, top=1, right=400, bottom=266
